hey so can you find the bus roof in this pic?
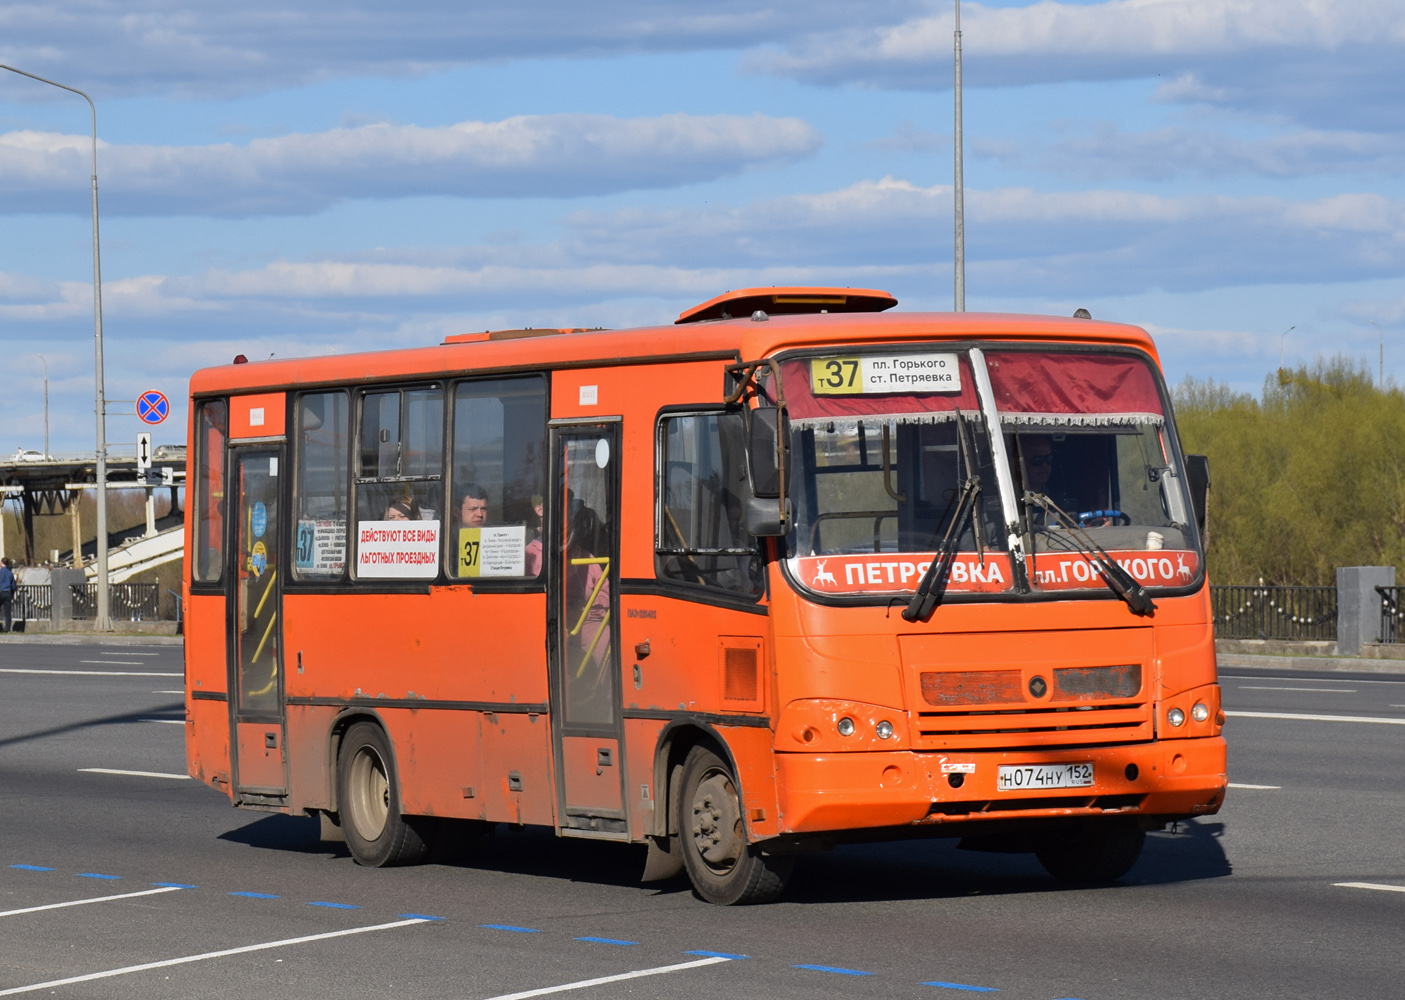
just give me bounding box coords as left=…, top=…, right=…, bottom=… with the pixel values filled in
left=188, top=309, right=1161, bottom=397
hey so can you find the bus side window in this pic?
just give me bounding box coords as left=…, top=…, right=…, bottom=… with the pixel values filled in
left=656, top=411, right=763, bottom=597
left=448, top=375, right=548, bottom=580
left=193, top=399, right=228, bottom=583
left=293, top=391, right=350, bottom=580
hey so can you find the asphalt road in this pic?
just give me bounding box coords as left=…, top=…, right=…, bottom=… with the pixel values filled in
left=1, top=640, right=1403, bottom=999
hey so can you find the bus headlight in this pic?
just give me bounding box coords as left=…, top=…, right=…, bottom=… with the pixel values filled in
left=1191, top=702, right=1210, bottom=723
left=1167, top=707, right=1185, bottom=727
left=837, top=717, right=855, bottom=737
left=875, top=720, right=894, bottom=740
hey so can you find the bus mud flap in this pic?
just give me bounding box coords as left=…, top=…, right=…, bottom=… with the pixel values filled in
left=641, top=835, right=684, bottom=882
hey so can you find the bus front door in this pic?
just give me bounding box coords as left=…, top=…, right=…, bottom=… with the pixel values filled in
left=548, top=423, right=626, bottom=838
left=227, top=446, right=287, bottom=799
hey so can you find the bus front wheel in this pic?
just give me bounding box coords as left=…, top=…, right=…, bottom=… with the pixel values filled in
left=1035, top=819, right=1145, bottom=883
left=337, top=722, right=431, bottom=867
left=678, top=746, right=792, bottom=905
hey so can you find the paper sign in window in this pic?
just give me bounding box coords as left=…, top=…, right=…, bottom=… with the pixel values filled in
left=357, top=520, right=440, bottom=579
left=458, top=525, right=527, bottom=577
left=810, top=354, right=961, bottom=395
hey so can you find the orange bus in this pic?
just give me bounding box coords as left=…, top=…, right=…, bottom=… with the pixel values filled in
left=184, top=287, right=1226, bottom=904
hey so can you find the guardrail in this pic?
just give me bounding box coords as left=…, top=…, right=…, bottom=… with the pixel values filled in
left=69, top=582, right=160, bottom=621
left=15, top=584, right=52, bottom=621
left=1210, top=584, right=1337, bottom=641
left=1376, top=586, right=1405, bottom=644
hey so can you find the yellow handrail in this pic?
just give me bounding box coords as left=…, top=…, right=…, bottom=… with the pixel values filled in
left=568, top=557, right=610, bottom=637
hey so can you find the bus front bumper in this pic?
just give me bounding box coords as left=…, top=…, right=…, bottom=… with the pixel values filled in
left=772, top=737, right=1226, bottom=836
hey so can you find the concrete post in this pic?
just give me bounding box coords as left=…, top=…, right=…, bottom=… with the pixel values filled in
left=50, top=567, right=87, bottom=624
left=1336, top=565, right=1396, bottom=655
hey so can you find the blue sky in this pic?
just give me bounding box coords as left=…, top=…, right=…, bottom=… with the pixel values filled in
left=2, top=0, right=1403, bottom=453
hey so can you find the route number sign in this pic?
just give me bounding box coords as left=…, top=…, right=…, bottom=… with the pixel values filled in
left=137, top=390, right=170, bottom=425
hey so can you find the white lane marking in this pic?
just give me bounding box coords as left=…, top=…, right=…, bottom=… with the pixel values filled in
left=0, top=886, right=180, bottom=919
left=1220, top=675, right=1405, bottom=685
left=479, top=956, right=733, bottom=1000
left=142, top=719, right=185, bottom=725
left=0, top=917, right=428, bottom=997
left=0, top=669, right=180, bottom=677
left=100, top=651, right=160, bottom=657
left=1228, top=782, right=1281, bottom=790
left=1224, top=710, right=1405, bottom=726
left=153, top=690, right=184, bottom=695
left=78, top=768, right=191, bottom=780
left=1238, top=685, right=1357, bottom=693
left=1335, top=882, right=1405, bottom=894
left=80, top=660, right=144, bottom=666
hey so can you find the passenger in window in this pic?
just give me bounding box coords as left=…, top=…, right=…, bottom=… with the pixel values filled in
left=458, top=483, right=490, bottom=527
left=384, top=494, right=420, bottom=521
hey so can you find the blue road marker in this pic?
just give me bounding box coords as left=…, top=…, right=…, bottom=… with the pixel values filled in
left=76, top=873, right=122, bottom=880
left=685, top=951, right=750, bottom=960
left=576, top=936, right=638, bottom=946
left=794, top=964, right=873, bottom=976
left=151, top=883, right=198, bottom=889
left=480, top=924, right=541, bottom=933
left=922, top=982, right=999, bottom=992
left=399, top=913, right=444, bottom=921
left=10, top=865, right=54, bottom=871
left=229, top=891, right=279, bottom=899
left=308, top=901, right=361, bottom=909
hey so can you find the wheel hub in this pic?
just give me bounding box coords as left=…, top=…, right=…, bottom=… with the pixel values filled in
left=691, top=769, right=742, bottom=872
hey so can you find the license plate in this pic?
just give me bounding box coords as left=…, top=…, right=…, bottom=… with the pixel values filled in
left=997, top=762, right=1094, bottom=791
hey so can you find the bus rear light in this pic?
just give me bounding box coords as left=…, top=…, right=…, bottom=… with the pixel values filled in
left=1191, top=702, right=1209, bottom=723
left=837, top=717, right=855, bottom=737
left=1167, top=707, right=1185, bottom=727
left=776, top=699, right=909, bottom=751
left=876, top=720, right=894, bottom=740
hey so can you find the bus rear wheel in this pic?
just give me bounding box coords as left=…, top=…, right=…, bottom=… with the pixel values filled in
left=337, top=722, right=431, bottom=867
left=678, top=746, right=792, bottom=905
left=1035, top=819, right=1145, bottom=883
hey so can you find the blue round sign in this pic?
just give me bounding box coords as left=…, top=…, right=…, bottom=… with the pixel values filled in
left=136, top=390, right=169, bottom=425
left=252, top=502, right=267, bottom=539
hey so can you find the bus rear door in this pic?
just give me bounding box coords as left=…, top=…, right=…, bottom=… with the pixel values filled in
left=548, top=422, right=627, bottom=837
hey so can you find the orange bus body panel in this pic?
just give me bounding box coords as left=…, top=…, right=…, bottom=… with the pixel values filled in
left=185, top=307, right=1221, bottom=857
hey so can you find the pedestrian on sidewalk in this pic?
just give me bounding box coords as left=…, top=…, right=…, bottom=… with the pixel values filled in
left=0, top=557, right=15, bottom=634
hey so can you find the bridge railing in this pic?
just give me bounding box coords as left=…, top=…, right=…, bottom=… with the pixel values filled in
left=69, top=583, right=160, bottom=622
left=1210, top=584, right=1338, bottom=641
left=15, top=584, right=52, bottom=621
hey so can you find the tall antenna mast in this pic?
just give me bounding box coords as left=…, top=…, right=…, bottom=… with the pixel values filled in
left=953, top=0, right=965, bottom=312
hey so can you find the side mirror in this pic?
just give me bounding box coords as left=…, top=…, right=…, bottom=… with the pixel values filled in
left=1185, top=454, right=1210, bottom=536
left=745, top=497, right=793, bottom=537
left=748, top=406, right=790, bottom=499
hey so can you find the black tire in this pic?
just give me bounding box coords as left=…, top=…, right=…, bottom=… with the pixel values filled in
left=678, top=746, right=792, bottom=905
left=336, top=722, right=432, bottom=867
left=1035, top=819, right=1145, bottom=883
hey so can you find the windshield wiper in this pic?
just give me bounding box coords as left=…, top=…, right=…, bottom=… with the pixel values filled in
left=1024, top=492, right=1157, bottom=617
left=903, top=409, right=984, bottom=623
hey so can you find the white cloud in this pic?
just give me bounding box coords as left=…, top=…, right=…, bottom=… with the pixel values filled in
left=0, top=1, right=921, bottom=98
left=0, top=112, right=822, bottom=216
left=751, top=0, right=1405, bottom=129
left=975, top=124, right=1405, bottom=180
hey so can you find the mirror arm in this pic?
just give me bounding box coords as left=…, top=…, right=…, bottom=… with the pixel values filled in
left=727, top=359, right=789, bottom=530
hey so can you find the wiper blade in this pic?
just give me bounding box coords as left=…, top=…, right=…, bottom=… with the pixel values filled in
left=1024, top=492, right=1157, bottom=617
left=903, top=409, right=983, bottom=623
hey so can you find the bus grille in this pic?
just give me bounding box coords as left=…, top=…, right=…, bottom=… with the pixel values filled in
left=912, top=701, right=1151, bottom=750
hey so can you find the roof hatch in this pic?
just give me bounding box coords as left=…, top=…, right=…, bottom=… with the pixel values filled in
left=676, top=286, right=898, bottom=324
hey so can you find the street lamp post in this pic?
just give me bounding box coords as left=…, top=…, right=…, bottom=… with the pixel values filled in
left=29, top=355, right=49, bottom=459
left=953, top=0, right=965, bottom=313
left=2, top=64, right=111, bottom=630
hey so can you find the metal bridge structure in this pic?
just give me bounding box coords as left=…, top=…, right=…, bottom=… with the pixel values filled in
left=0, top=452, right=185, bottom=573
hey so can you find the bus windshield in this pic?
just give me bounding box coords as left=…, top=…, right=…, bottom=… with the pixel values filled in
left=781, top=347, right=1201, bottom=599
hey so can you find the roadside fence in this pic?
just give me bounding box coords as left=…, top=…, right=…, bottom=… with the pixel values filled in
left=1210, top=584, right=1338, bottom=641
